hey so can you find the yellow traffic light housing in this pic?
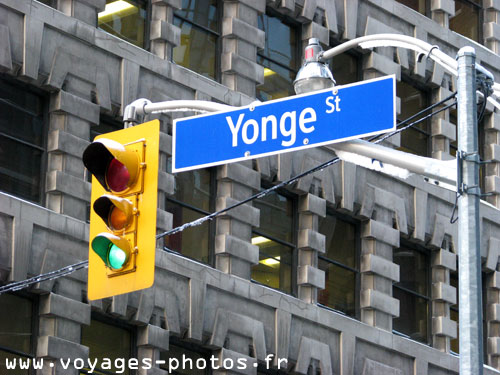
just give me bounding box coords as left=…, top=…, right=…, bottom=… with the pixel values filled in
left=84, top=120, right=159, bottom=300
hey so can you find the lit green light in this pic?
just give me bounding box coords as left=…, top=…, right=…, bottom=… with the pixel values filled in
left=108, top=244, right=127, bottom=269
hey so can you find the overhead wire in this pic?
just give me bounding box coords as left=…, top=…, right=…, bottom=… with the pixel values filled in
left=0, top=92, right=459, bottom=295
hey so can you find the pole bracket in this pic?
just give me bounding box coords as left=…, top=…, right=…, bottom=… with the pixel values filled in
left=456, top=151, right=482, bottom=195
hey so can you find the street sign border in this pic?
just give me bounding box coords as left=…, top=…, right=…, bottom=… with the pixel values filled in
left=172, top=74, right=396, bottom=173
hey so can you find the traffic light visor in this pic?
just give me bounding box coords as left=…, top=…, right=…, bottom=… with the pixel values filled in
left=94, top=195, right=134, bottom=231
left=91, top=233, right=131, bottom=270
left=83, top=139, right=139, bottom=193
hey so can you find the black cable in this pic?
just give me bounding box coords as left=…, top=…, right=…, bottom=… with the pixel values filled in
left=368, top=91, right=457, bottom=143
left=0, top=94, right=460, bottom=295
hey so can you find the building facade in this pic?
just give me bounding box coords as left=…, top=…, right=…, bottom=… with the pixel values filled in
left=2, top=0, right=500, bottom=374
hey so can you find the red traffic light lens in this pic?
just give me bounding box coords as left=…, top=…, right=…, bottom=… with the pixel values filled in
left=106, top=159, right=130, bottom=192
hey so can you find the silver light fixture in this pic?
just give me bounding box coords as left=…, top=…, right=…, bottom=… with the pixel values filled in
left=293, top=38, right=336, bottom=95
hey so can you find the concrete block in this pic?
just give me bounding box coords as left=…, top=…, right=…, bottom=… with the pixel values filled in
left=488, top=337, right=500, bottom=355
left=361, top=289, right=399, bottom=317
left=487, top=271, right=500, bottom=290
left=46, top=170, right=91, bottom=201
left=150, top=19, right=181, bottom=46
left=49, top=90, right=100, bottom=124
left=361, top=254, right=400, bottom=282
left=216, top=196, right=260, bottom=227
left=297, top=265, right=325, bottom=289
left=40, top=293, right=90, bottom=325
left=431, top=249, right=457, bottom=271
left=217, top=163, right=260, bottom=191
left=484, top=112, right=500, bottom=132
left=47, top=130, right=89, bottom=157
left=298, top=229, right=325, bottom=252
left=484, top=22, right=500, bottom=42
left=302, top=22, right=329, bottom=45
left=432, top=282, right=456, bottom=304
left=486, top=175, right=500, bottom=194
left=215, top=234, right=259, bottom=264
left=485, top=144, right=500, bottom=162
left=0, top=24, right=12, bottom=72
left=137, top=324, right=170, bottom=350
left=487, top=303, right=500, bottom=322
left=363, top=52, right=401, bottom=81
left=221, top=52, right=264, bottom=84
left=361, top=220, right=400, bottom=247
left=222, top=17, right=265, bottom=49
left=158, top=171, right=175, bottom=195
left=432, top=119, right=456, bottom=141
left=431, top=0, right=455, bottom=15
left=37, top=335, right=89, bottom=360
left=298, top=194, right=326, bottom=217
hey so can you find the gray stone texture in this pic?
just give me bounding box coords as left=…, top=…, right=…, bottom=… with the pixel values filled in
left=2, top=0, right=500, bottom=373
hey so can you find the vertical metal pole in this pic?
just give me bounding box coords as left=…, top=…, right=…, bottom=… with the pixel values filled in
left=457, top=46, right=483, bottom=375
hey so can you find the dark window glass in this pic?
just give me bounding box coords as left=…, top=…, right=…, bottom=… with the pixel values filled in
left=165, top=158, right=213, bottom=265
left=159, top=341, right=211, bottom=374
left=174, top=0, right=219, bottom=79
left=397, top=80, right=430, bottom=157
left=98, top=0, right=147, bottom=48
left=0, top=79, right=46, bottom=203
left=0, top=294, right=33, bottom=375
left=395, top=0, right=426, bottom=13
left=329, top=52, right=359, bottom=86
left=318, top=213, right=359, bottom=317
left=393, top=245, right=430, bottom=344
left=450, top=0, right=481, bottom=43
left=81, top=319, right=132, bottom=375
left=450, top=272, right=459, bottom=353
left=252, top=190, right=295, bottom=294
left=256, top=12, right=298, bottom=101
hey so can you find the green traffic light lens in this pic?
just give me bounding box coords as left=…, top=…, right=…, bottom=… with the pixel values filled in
left=108, top=244, right=127, bottom=270
left=91, top=234, right=130, bottom=270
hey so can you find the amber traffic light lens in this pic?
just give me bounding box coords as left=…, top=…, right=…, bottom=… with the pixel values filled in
left=109, top=206, right=128, bottom=231
left=106, top=159, right=130, bottom=192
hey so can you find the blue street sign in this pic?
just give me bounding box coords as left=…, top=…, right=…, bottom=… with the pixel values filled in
left=173, top=75, right=396, bottom=172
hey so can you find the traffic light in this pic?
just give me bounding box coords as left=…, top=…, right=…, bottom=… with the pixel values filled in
left=83, top=120, right=160, bottom=300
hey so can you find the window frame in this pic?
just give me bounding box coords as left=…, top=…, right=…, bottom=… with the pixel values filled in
left=159, top=336, right=213, bottom=375
left=256, top=7, right=301, bottom=101
left=0, top=75, right=48, bottom=206
left=392, top=240, right=432, bottom=345
left=172, top=0, right=222, bottom=81
left=397, top=76, right=432, bottom=157
left=251, top=186, right=298, bottom=297
left=97, top=0, right=151, bottom=50
left=0, top=292, right=39, bottom=375
left=164, top=167, right=217, bottom=267
left=317, top=210, right=361, bottom=319
left=450, top=0, right=483, bottom=44
left=80, top=313, right=136, bottom=375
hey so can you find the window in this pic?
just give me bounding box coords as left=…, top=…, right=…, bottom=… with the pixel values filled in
left=450, top=271, right=459, bottom=353
left=0, top=294, right=35, bottom=375
left=450, top=0, right=482, bottom=43
left=251, top=189, right=296, bottom=294
left=393, top=244, right=431, bottom=344
left=165, top=159, right=214, bottom=265
left=256, top=11, right=299, bottom=101
left=173, top=0, right=219, bottom=80
left=328, top=51, right=360, bottom=86
left=159, top=339, right=211, bottom=374
left=317, top=212, right=359, bottom=318
left=98, top=0, right=148, bottom=48
left=81, top=317, right=133, bottom=375
left=397, top=80, right=430, bottom=157
left=396, top=0, right=426, bottom=13
left=0, top=78, right=46, bottom=204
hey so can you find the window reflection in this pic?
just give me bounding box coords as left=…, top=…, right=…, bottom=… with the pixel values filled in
left=81, top=319, right=132, bottom=375
left=98, top=0, right=147, bottom=48
left=393, top=245, right=430, bottom=344
left=165, top=158, right=213, bottom=265
left=450, top=0, right=481, bottom=43
left=318, top=213, right=358, bottom=317
left=173, top=0, right=219, bottom=79
left=256, top=12, right=298, bottom=101
left=0, top=294, right=33, bottom=375
left=0, top=78, right=46, bottom=203
left=251, top=190, right=295, bottom=294
left=397, top=80, right=430, bottom=157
